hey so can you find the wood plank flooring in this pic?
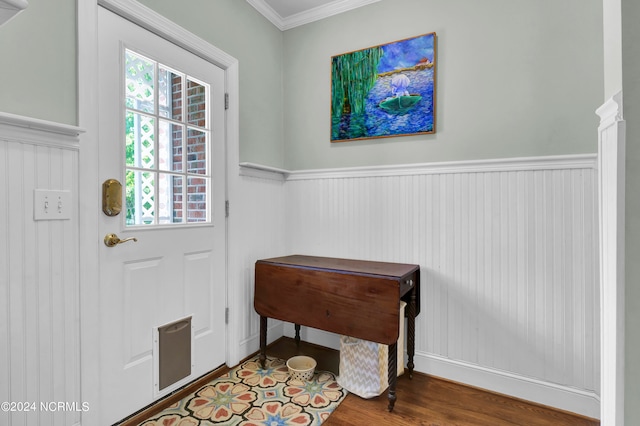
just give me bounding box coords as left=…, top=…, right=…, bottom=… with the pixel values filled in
left=266, top=338, right=599, bottom=426
left=123, top=337, right=599, bottom=426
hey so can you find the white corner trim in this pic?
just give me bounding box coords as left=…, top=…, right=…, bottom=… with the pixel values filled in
left=597, top=90, right=625, bottom=426
left=0, top=111, right=84, bottom=148
left=0, top=0, right=28, bottom=26
left=246, top=0, right=381, bottom=31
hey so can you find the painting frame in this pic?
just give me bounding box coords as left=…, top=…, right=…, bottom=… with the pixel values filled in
left=330, top=32, right=437, bottom=143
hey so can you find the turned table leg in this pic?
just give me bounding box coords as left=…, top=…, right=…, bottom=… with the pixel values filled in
left=259, top=316, right=267, bottom=369
left=387, top=342, right=398, bottom=412
left=294, top=323, right=301, bottom=346
left=407, top=285, right=416, bottom=379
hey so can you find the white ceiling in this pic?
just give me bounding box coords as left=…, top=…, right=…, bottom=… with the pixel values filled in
left=264, top=0, right=339, bottom=18
left=247, top=0, right=381, bottom=31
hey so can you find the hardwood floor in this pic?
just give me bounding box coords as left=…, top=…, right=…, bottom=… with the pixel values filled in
left=267, top=338, right=599, bottom=426
left=123, top=337, right=599, bottom=426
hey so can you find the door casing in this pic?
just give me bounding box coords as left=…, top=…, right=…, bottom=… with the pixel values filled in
left=77, top=0, right=241, bottom=423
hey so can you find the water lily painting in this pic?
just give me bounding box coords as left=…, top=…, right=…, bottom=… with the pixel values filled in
left=331, top=32, right=436, bottom=142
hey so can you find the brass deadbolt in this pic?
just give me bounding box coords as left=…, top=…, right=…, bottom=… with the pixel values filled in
left=102, top=179, right=122, bottom=216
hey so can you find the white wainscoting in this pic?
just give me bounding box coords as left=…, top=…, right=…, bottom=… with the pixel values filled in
left=0, top=113, right=83, bottom=426
left=227, top=170, right=289, bottom=366
left=266, top=154, right=599, bottom=418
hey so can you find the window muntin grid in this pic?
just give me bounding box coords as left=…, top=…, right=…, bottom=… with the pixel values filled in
left=124, top=49, right=211, bottom=226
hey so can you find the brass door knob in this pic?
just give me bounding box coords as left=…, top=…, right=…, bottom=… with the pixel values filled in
left=104, top=233, right=138, bottom=247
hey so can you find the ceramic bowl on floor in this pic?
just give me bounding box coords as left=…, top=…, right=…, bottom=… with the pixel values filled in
left=286, top=355, right=316, bottom=381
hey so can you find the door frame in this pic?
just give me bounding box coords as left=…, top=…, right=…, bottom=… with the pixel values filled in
left=77, top=0, right=240, bottom=423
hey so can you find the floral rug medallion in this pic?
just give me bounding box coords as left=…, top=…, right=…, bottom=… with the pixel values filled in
left=139, top=357, right=347, bottom=426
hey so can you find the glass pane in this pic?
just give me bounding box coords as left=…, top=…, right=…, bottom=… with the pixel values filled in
left=122, top=50, right=212, bottom=227
left=125, top=170, right=155, bottom=226
left=158, top=173, right=184, bottom=224
left=187, top=128, right=207, bottom=175
left=159, top=66, right=182, bottom=120
left=173, top=175, right=184, bottom=223
left=187, top=79, right=207, bottom=127
left=159, top=120, right=183, bottom=172
left=125, top=50, right=155, bottom=113
left=125, top=112, right=155, bottom=169
left=186, top=176, right=208, bottom=223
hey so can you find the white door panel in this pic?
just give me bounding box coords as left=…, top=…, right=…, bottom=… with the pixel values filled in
left=97, top=7, right=226, bottom=423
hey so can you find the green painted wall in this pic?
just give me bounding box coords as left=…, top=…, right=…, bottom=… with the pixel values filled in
left=0, top=0, right=285, bottom=168
left=0, top=0, right=76, bottom=125
left=622, top=0, right=640, bottom=422
left=136, top=0, right=285, bottom=168
left=0, top=0, right=604, bottom=170
left=282, top=0, right=604, bottom=170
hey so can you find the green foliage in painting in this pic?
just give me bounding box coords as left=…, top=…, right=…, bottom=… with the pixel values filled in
left=331, top=46, right=384, bottom=117
left=331, top=60, right=345, bottom=119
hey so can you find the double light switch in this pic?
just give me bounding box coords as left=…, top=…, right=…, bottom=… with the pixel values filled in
left=33, top=189, right=72, bottom=221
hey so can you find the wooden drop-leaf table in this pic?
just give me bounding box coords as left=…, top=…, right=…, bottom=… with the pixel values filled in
left=254, top=255, right=420, bottom=411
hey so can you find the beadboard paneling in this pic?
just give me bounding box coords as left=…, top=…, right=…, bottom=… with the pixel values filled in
left=283, top=156, right=599, bottom=417
left=0, top=120, right=82, bottom=426
left=227, top=172, right=289, bottom=365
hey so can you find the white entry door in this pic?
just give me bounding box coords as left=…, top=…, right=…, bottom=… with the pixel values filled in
left=97, top=7, right=227, bottom=423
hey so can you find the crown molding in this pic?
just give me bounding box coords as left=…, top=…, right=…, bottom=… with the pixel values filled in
left=247, top=0, right=381, bottom=31
left=246, top=0, right=283, bottom=30
left=0, top=0, right=28, bottom=26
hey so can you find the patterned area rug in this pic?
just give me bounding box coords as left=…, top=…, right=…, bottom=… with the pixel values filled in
left=139, top=357, right=348, bottom=426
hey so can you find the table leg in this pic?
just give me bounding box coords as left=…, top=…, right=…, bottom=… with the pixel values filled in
left=294, top=324, right=301, bottom=346
left=387, top=341, right=398, bottom=412
left=407, top=285, right=416, bottom=379
left=259, top=316, right=267, bottom=369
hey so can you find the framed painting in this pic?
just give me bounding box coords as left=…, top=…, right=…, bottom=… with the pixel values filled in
left=331, top=32, right=436, bottom=142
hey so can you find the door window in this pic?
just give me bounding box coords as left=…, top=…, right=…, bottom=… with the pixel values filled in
left=124, top=49, right=211, bottom=226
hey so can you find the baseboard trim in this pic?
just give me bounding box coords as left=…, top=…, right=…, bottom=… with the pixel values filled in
left=283, top=323, right=341, bottom=350
left=238, top=320, right=285, bottom=360
left=283, top=325, right=599, bottom=419
left=415, top=351, right=599, bottom=420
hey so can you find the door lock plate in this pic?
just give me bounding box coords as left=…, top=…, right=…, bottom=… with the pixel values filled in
left=102, top=179, right=123, bottom=216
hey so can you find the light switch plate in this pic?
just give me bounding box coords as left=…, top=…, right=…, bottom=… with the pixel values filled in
left=34, top=189, right=72, bottom=221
